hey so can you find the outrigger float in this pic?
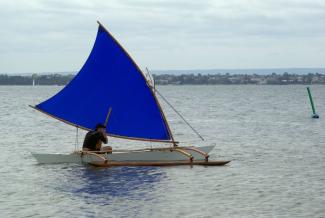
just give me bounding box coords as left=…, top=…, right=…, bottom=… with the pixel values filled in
left=30, top=21, right=230, bottom=167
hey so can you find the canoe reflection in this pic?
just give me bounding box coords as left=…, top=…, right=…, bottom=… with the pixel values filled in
left=58, top=166, right=165, bottom=201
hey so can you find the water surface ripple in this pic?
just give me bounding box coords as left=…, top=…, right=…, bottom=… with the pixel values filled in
left=0, top=85, right=324, bottom=217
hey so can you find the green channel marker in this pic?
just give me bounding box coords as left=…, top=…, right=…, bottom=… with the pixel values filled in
left=307, top=87, right=319, bottom=118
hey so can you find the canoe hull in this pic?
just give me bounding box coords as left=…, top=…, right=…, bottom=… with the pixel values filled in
left=32, top=145, right=230, bottom=167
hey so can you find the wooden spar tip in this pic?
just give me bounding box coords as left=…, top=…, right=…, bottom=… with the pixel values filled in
left=97, top=20, right=111, bottom=34
left=97, top=20, right=103, bottom=27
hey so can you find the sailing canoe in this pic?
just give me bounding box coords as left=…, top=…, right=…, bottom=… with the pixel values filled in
left=30, top=21, right=230, bottom=167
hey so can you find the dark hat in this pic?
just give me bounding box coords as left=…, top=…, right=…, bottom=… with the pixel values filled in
left=95, top=123, right=106, bottom=130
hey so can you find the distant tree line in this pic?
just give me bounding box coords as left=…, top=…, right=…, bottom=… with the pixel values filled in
left=0, top=72, right=324, bottom=85
left=153, top=72, right=325, bottom=85
left=0, top=74, right=74, bottom=85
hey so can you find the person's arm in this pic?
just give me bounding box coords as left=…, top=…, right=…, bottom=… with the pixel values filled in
left=98, top=130, right=108, bottom=144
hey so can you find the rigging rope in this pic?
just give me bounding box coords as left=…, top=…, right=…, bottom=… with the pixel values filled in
left=145, top=67, right=204, bottom=141
left=154, top=88, right=205, bottom=141
left=75, top=126, right=79, bottom=151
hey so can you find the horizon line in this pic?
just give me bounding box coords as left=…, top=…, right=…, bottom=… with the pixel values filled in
left=2, top=67, right=325, bottom=75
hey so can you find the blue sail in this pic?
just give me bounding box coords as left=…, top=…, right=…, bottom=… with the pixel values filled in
left=34, top=22, right=172, bottom=142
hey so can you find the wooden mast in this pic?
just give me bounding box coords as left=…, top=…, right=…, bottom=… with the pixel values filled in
left=104, top=107, right=112, bottom=126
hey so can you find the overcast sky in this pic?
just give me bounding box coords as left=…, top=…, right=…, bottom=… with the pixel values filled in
left=1, top=0, right=325, bottom=74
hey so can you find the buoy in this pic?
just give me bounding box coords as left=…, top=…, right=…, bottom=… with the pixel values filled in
left=307, top=87, right=319, bottom=119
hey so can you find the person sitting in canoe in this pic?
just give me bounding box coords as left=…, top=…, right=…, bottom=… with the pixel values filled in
left=82, top=123, right=112, bottom=152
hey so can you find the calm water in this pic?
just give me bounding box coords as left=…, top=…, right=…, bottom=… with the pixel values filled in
left=0, top=85, right=324, bottom=218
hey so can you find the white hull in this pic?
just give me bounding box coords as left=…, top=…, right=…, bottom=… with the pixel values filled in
left=32, top=145, right=215, bottom=165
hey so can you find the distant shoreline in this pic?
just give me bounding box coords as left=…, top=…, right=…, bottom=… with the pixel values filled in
left=0, top=73, right=324, bottom=85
